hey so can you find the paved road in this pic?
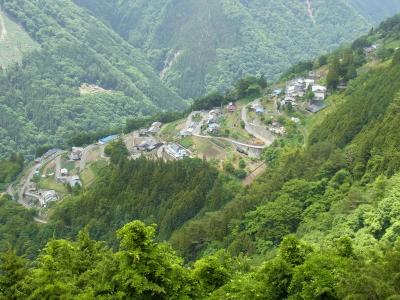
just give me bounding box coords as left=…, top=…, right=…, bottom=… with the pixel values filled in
left=8, top=151, right=65, bottom=210
left=241, top=99, right=275, bottom=146
left=192, top=133, right=266, bottom=150
left=186, top=110, right=268, bottom=150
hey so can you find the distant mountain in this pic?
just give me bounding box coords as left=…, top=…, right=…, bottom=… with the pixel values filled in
left=75, top=0, right=400, bottom=98
left=348, top=0, right=400, bottom=22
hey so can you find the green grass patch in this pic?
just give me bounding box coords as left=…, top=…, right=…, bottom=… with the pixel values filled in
left=81, top=160, right=108, bottom=187
left=159, top=120, right=183, bottom=141
left=180, top=137, right=194, bottom=149
left=38, top=177, right=68, bottom=194
left=61, top=160, right=76, bottom=172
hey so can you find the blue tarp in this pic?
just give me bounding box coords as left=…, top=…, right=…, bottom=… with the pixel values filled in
left=99, top=135, right=118, bottom=144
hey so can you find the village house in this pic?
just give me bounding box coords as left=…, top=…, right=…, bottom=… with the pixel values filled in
left=227, top=102, right=236, bottom=113
left=41, top=190, right=58, bottom=207
left=166, top=144, right=188, bottom=160
left=180, top=127, right=194, bottom=137
left=251, top=103, right=265, bottom=115
left=137, top=140, right=162, bottom=152
left=148, top=122, right=162, bottom=134
left=282, top=95, right=298, bottom=108
left=139, top=129, right=148, bottom=137
left=208, top=123, right=221, bottom=134
left=70, top=147, right=83, bottom=161
left=286, top=78, right=306, bottom=98
left=60, top=168, right=68, bottom=176
left=207, top=110, right=221, bottom=124
left=312, top=85, right=327, bottom=101
left=180, top=121, right=197, bottom=137
left=69, top=176, right=82, bottom=187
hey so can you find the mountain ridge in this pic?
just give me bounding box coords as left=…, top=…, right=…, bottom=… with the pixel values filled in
left=75, top=0, right=400, bottom=98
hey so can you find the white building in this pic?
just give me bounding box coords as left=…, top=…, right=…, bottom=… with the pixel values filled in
left=41, top=190, right=58, bottom=207
left=166, top=144, right=188, bottom=160
left=69, top=175, right=82, bottom=187
left=60, top=168, right=68, bottom=176
left=312, top=85, right=327, bottom=101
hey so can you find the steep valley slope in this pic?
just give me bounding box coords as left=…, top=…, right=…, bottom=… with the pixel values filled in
left=75, top=0, right=400, bottom=98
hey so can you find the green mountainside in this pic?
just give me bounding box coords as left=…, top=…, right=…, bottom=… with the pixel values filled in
left=75, top=0, right=400, bottom=98
left=0, top=0, right=185, bottom=157
left=1, top=14, right=400, bottom=299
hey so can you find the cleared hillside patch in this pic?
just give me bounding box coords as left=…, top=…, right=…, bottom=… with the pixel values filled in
left=0, top=11, right=38, bottom=67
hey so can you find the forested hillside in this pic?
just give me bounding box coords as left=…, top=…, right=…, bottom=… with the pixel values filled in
left=50, top=153, right=240, bottom=245
left=3, top=8, right=400, bottom=300
left=75, top=0, right=400, bottom=98
left=0, top=0, right=185, bottom=157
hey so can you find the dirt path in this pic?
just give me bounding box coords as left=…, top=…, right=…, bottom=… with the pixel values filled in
left=243, top=162, right=266, bottom=186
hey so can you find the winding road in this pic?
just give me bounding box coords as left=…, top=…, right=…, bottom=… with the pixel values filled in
left=6, top=151, right=65, bottom=223
left=187, top=110, right=270, bottom=150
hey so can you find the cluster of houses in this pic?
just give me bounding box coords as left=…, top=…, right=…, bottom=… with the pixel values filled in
left=166, top=143, right=189, bottom=160
left=25, top=183, right=59, bottom=207
left=57, top=169, right=82, bottom=187
left=280, top=74, right=327, bottom=113
left=206, top=109, right=223, bottom=134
